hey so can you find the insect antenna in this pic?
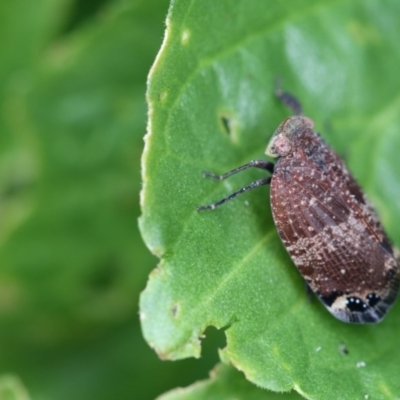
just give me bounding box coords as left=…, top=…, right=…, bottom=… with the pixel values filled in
left=275, top=78, right=303, bottom=115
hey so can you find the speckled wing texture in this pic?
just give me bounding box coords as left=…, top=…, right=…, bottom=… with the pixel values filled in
left=270, top=127, right=400, bottom=323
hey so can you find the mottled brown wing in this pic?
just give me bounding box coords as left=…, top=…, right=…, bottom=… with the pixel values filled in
left=270, top=129, right=399, bottom=323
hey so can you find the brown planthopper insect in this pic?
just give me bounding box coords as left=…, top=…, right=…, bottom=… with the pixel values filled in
left=198, top=87, right=400, bottom=324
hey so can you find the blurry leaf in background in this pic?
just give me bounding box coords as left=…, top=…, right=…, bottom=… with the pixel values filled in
left=61, top=0, right=114, bottom=33
left=0, top=375, right=31, bottom=400
left=159, top=363, right=303, bottom=400
left=1, top=0, right=159, bottom=347
left=0, top=0, right=225, bottom=399
left=0, top=0, right=66, bottom=273
left=141, top=0, right=400, bottom=399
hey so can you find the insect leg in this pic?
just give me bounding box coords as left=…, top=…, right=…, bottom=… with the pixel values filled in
left=203, top=160, right=274, bottom=180
left=197, top=177, right=271, bottom=211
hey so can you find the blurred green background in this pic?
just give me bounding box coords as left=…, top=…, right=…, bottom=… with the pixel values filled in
left=0, top=0, right=224, bottom=399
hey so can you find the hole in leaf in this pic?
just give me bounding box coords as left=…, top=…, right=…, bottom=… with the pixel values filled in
left=200, top=325, right=227, bottom=359
left=149, top=326, right=228, bottom=398
left=219, top=113, right=234, bottom=137
left=170, top=302, right=180, bottom=319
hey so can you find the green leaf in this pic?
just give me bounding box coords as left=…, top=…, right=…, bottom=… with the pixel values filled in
left=0, top=0, right=68, bottom=261
left=0, top=375, right=31, bottom=400
left=159, top=363, right=303, bottom=400
left=0, top=0, right=226, bottom=399
left=0, top=0, right=152, bottom=344
left=140, top=0, right=400, bottom=398
left=0, top=0, right=230, bottom=399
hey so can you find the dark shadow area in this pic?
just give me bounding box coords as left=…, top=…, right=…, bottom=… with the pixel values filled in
left=61, top=0, right=114, bottom=34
